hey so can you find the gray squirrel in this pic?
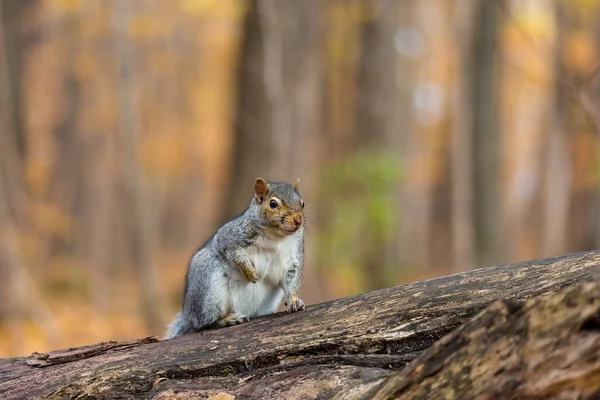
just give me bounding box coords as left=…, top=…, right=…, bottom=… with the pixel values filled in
left=164, top=177, right=306, bottom=339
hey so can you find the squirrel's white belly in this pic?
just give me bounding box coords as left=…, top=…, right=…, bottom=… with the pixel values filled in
left=230, top=233, right=300, bottom=317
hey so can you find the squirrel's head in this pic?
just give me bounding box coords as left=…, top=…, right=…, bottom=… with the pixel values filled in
left=253, top=177, right=304, bottom=235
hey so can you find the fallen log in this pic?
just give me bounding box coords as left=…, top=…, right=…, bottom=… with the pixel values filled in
left=367, top=278, right=600, bottom=400
left=0, top=250, right=599, bottom=399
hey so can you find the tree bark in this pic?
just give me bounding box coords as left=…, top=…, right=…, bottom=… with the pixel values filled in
left=369, top=276, right=600, bottom=400
left=1, top=250, right=600, bottom=399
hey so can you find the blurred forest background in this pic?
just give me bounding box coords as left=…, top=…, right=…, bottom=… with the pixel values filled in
left=1, top=0, right=600, bottom=358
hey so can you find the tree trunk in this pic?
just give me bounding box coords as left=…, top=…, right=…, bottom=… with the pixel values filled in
left=1, top=250, right=600, bottom=399
left=470, top=0, right=500, bottom=269
left=223, top=0, right=322, bottom=221
left=0, top=0, right=29, bottom=193
left=542, top=1, right=570, bottom=257
left=0, top=0, right=58, bottom=355
left=452, top=0, right=500, bottom=272
left=112, top=0, right=163, bottom=333
left=354, top=0, right=400, bottom=289
left=451, top=0, right=477, bottom=272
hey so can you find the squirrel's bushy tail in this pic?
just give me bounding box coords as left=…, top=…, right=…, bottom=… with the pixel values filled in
left=163, top=312, right=194, bottom=340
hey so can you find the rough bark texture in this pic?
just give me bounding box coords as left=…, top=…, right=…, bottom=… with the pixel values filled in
left=369, top=278, right=600, bottom=400
left=1, top=250, right=600, bottom=399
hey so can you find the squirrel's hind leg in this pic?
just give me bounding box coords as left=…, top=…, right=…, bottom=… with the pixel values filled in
left=184, top=253, right=232, bottom=331
left=212, top=312, right=250, bottom=327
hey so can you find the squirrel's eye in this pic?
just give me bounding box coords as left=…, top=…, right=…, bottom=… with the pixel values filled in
left=269, top=199, right=278, bottom=209
left=301, top=200, right=305, bottom=208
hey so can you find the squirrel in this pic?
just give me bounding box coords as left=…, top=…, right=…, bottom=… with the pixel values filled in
left=164, top=177, right=306, bottom=339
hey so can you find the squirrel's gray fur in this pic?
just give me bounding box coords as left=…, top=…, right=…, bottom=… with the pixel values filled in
left=164, top=178, right=306, bottom=339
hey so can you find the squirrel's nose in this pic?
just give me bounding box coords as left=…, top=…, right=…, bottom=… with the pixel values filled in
left=293, top=214, right=303, bottom=226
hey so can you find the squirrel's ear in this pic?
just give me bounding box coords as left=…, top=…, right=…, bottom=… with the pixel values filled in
left=254, top=178, right=269, bottom=203
left=293, top=178, right=300, bottom=192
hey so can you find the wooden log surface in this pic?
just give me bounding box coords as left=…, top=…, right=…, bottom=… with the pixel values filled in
left=368, top=279, right=600, bottom=400
left=0, top=250, right=599, bottom=399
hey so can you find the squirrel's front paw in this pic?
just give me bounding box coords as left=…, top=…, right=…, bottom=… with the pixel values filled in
left=241, top=265, right=259, bottom=283
left=286, top=299, right=305, bottom=313
left=238, top=261, right=259, bottom=283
